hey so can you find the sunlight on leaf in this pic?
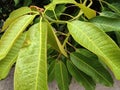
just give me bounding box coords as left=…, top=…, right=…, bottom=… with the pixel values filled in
left=90, top=16, right=120, bottom=32
left=2, top=7, right=38, bottom=31
left=14, top=19, right=48, bottom=90
left=47, top=21, right=67, bottom=57
left=78, top=4, right=96, bottom=19
left=0, top=33, right=26, bottom=80
left=0, top=15, right=36, bottom=60
left=67, top=20, right=120, bottom=80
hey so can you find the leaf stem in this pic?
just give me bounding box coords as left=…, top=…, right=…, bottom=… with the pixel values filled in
left=63, top=33, right=70, bottom=48
left=43, top=0, right=93, bottom=23
left=99, top=0, right=105, bottom=11
left=67, top=41, right=77, bottom=50
left=45, top=15, right=67, bottom=24
left=56, top=31, right=67, bottom=36
left=56, top=54, right=62, bottom=60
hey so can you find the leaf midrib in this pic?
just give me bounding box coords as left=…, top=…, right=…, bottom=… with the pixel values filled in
left=35, top=20, right=42, bottom=90
left=71, top=53, right=111, bottom=85
left=68, top=22, right=119, bottom=71
left=93, top=22, right=120, bottom=31
left=2, top=55, right=17, bottom=77
left=0, top=15, right=35, bottom=60
left=69, top=62, right=94, bottom=90
left=59, top=62, right=66, bottom=90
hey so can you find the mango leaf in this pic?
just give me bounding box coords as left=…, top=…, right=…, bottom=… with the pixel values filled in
left=45, top=0, right=76, bottom=10
left=14, top=20, right=48, bottom=90
left=45, top=0, right=96, bottom=19
left=76, top=48, right=97, bottom=59
left=67, top=60, right=96, bottom=90
left=48, top=60, right=56, bottom=82
left=100, top=11, right=120, bottom=18
left=47, top=22, right=67, bottom=57
left=45, top=4, right=66, bottom=19
left=111, top=3, right=120, bottom=11
left=67, top=20, right=120, bottom=80
left=90, top=16, right=120, bottom=32
left=55, top=61, right=69, bottom=90
left=70, top=51, right=113, bottom=86
left=115, top=32, right=120, bottom=46
left=55, top=4, right=66, bottom=18
left=2, top=7, right=38, bottom=31
left=76, top=48, right=108, bottom=68
left=14, top=0, right=20, bottom=6
left=23, top=0, right=32, bottom=6
left=102, top=1, right=120, bottom=14
left=78, top=4, right=96, bottom=19
left=0, top=15, right=36, bottom=61
left=0, top=33, right=26, bottom=80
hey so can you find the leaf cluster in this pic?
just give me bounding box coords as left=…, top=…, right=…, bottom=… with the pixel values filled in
left=0, top=0, right=120, bottom=90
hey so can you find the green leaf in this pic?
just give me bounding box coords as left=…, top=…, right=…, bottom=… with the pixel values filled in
left=47, top=22, right=67, bottom=57
left=45, top=4, right=66, bottom=20
left=55, top=4, right=66, bottom=18
left=76, top=48, right=108, bottom=68
left=2, top=7, right=38, bottom=31
left=55, top=61, right=69, bottom=90
left=100, top=11, right=120, bottom=18
left=48, top=60, right=55, bottom=82
left=23, top=0, right=32, bottom=6
left=45, top=1, right=96, bottom=19
left=0, top=15, right=35, bottom=60
left=67, top=60, right=96, bottom=90
left=45, top=0, right=76, bottom=10
left=90, top=16, right=120, bottom=32
left=102, top=1, right=120, bottom=14
left=67, top=20, right=120, bottom=80
left=52, top=0, right=76, bottom=3
left=78, top=4, right=96, bottom=19
left=70, top=52, right=113, bottom=86
left=9, top=7, right=33, bottom=18
left=76, top=48, right=97, bottom=59
left=0, top=33, right=26, bottom=80
left=14, top=20, right=48, bottom=90
left=0, top=15, right=36, bottom=60
left=115, top=32, right=120, bottom=46
left=14, top=0, right=20, bottom=5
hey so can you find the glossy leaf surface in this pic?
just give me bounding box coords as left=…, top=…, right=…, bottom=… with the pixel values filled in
left=100, top=11, right=120, bottom=18
left=0, top=15, right=35, bottom=60
left=14, top=20, right=48, bottom=90
left=2, top=7, right=37, bottom=31
left=90, top=16, right=120, bottom=32
left=67, top=20, right=120, bottom=80
left=0, top=33, right=26, bottom=80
